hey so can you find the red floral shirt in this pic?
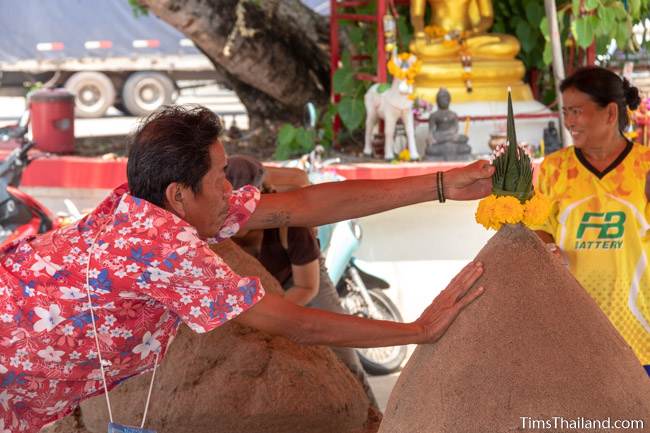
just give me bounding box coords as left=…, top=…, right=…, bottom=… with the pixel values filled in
left=0, top=184, right=264, bottom=433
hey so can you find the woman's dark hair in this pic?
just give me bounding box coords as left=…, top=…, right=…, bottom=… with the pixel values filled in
left=225, top=155, right=266, bottom=190
left=560, top=66, right=641, bottom=133
left=127, top=105, right=224, bottom=207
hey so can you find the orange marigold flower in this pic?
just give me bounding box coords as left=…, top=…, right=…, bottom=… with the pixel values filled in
left=522, top=194, right=551, bottom=227
left=475, top=195, right=499, bottom=230
left=493, top=195, right=524, bottom=224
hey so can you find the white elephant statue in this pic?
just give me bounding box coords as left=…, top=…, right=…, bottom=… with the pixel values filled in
left=363, top=52, right=420, bottom=161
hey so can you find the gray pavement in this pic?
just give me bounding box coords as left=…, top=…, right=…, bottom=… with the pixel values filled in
left=368, top=373, right=400, bottom=412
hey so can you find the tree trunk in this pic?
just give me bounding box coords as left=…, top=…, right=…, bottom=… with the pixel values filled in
left=138, top=0, right=331, bottom=131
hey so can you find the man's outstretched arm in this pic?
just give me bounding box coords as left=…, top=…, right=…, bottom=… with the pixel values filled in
left=244, top=160, right=494, bottom=230
left=233, top=261, right=485, bottom=347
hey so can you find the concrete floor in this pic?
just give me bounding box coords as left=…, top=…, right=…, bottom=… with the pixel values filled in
left=368, top=372, right=400, bottom=412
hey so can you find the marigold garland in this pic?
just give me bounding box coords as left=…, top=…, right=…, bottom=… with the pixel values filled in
left=424, top=25, right=446, bottom=38
left=475, top=194, right=551, bottom=231
left=387, top=53, right=422, bottom=86
left=522, top=194, right=552, bottom=226
left=475, top=194, right=499, bottom=230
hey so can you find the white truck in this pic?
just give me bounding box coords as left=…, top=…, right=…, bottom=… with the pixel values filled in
left=0, top=0, right=218, bottom=117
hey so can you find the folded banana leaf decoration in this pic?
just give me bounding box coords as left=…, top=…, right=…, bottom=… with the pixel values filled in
left=492, top=89, right=533, bottom=202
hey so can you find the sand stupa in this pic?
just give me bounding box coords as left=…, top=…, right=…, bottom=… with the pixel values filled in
left=378, top=224, right=650, bottom=433
left=47, top=240, right=374, bottom=433
left=378, top=90, right=650, bottom=432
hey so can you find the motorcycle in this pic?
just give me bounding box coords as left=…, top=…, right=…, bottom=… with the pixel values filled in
left=322, top=216, right=408, bottom=375
left=0, top=110, right=79, bottom=247
left=295, top=144, right=408, bottom=375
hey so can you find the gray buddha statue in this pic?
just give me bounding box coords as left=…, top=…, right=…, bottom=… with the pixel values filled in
left=543, top=121, right=562, bottom=155
left=424, top=88, right=472, bottom=161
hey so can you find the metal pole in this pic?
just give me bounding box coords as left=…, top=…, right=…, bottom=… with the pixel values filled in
left=544, top=0, right=571, bottom=147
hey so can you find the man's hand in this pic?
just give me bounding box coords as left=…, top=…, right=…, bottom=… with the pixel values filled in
left=444, top=160, right=494, bottom=201
left=414, top=261, right=485, bottom=343
left=234, top=261, right=484, bottom=348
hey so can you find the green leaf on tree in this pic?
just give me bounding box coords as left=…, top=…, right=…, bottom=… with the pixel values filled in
left=333, top=67, right=355, bottom=95
left=540, top=16, right=550, bottom=40
left=338, top=97, right=365, bottom=131
left=595, top=34, right=612, bottom=53
left=584, top=0, right=600, bottom=11
left=274, top=125, right=318, bottom=160
left=558, top=9, right=567, bottom=28
left=611, top=3, right=628, bottom=20
left=571, top=0, right=581, bottom=15
left=597, top=6, right=615, bottom=30
left=543, top=41, right=553, bottom=65
left=574, top=16, right=595, bottom=48
left=295, top=128, right=315, bottom=152
left=341, top=51, right=352, bottom=69
left=274, top=124, right=296, bottom=160
left=320, top=103, right=338, bottom=147
left=128, top=0, right=148, bottom=17
left=525, top=2, right=544, bottom=26
left=346, top=26, right=364, bottom=46
left=277, top=124, right=296, bottom=148
left=615, top=21, right=630, bottom=49
left=516, top=21, right=534, bottom=52
left=397, top=15, right=412, bottom=50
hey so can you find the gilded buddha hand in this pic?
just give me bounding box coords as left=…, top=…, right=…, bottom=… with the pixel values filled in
left=409, top=0, right=520, bottom=60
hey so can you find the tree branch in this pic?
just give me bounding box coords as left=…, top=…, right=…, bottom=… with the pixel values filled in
left=138, top=0, right=331, bottom=125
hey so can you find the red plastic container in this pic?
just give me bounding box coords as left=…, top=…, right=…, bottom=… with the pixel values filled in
left=29, top=89, right=75, bottom=153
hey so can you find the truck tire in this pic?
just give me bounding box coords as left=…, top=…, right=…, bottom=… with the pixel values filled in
left=64, top=72, right=116, bottom=118
left=122, top=72, right=176, bottom=117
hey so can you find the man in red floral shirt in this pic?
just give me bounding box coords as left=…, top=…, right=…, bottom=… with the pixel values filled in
left=0, top=105, right=493, bottom=433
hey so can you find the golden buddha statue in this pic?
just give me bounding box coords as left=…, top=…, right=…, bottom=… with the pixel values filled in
left=409, top=0, right=533, bottom=102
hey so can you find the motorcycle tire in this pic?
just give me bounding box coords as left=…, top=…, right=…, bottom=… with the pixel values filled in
left=355, top=290, right=408, bottom=375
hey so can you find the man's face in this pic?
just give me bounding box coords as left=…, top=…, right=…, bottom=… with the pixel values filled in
left=180, top=141, right=233, bottom=239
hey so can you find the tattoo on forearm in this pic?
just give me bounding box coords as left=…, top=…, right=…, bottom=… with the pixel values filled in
left=262, top=211, right=291, bottom=227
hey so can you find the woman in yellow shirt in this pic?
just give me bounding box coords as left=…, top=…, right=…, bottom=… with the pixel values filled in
left=533, top=66, right=650, bottom=376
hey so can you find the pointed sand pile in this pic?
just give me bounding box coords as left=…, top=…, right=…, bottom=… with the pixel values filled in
left=378, top=224, right=650, bottom=433
left=51, top=240, right=372, bottom=433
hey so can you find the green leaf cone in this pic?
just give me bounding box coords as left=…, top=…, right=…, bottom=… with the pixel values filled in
left=492, top=89, right=534, bottom=202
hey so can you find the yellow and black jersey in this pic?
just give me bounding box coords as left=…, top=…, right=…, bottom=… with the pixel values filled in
left=531, top=142, right=650, bottom=365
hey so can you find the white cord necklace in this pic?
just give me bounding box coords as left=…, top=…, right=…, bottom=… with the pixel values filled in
left=84, top=226, right=159, bottom=429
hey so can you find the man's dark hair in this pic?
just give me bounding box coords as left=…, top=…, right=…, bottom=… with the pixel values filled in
left=127, top=105, right=224, bottom=207
left=560, top=66, right=641, bottom=133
